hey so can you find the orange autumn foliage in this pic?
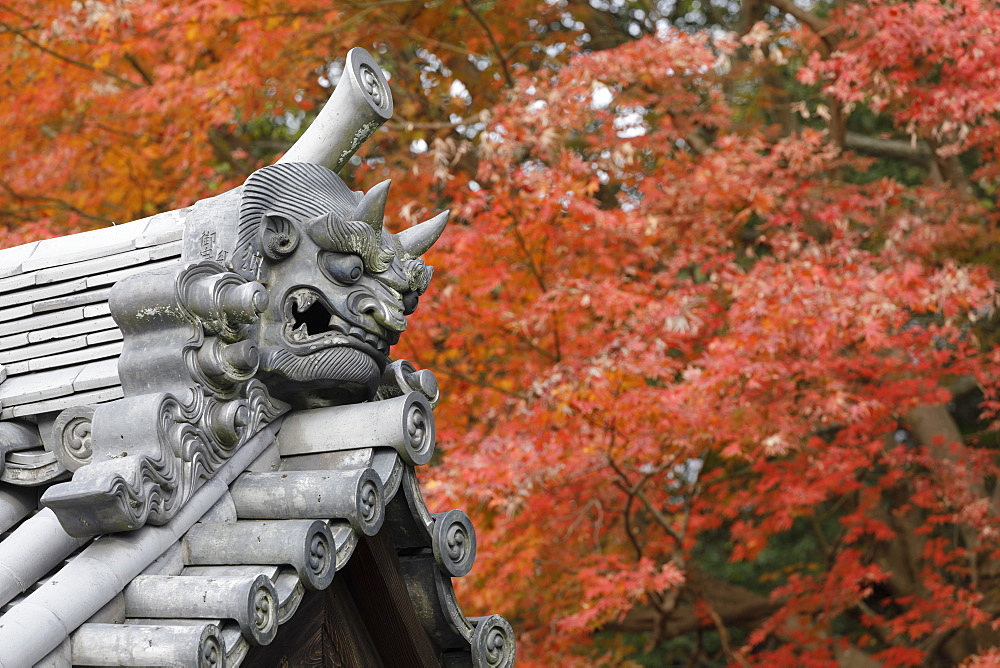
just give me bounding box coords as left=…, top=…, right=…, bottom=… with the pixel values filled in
left=3, top=1, right=1000, bottom=665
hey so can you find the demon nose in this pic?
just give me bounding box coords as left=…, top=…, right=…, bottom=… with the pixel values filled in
left=351, top=293, right=407, bottom=333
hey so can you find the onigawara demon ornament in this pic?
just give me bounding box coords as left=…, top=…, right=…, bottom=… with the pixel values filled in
left=239, top=163, right=447, bottom=409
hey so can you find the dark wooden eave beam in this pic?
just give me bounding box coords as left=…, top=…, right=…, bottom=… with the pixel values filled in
left=343, top=532, right=443, bottom=667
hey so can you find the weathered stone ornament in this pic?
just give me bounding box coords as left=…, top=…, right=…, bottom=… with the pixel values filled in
left=0, top=47, right=514, bottom=667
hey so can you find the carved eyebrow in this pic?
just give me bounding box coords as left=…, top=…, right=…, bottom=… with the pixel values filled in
left=403, top=258, right=433, bottom=295
left=306, top=214, right=394, bottom=273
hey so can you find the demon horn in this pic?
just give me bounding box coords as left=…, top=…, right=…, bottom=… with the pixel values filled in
left=277, top=48, right=393, bottom=172
left=354, top=179, right=391, bottom=231
left=398, top=210, right=449, bottom=258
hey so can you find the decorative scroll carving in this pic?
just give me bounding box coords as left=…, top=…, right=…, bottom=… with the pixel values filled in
left=43, top=393, right=181, bottom=532
left=358, top=471, right=384, bottom=534
left=249, top=576, right=280, bottom=646
left=52, top=405, right=95, bottom=472
left=376, top=359, right=441, bottom=407
left=304, top=525, right=334, bottom=589
left=200, top=628, right=226, bottom=668
left=359, top=63, right=390, bottom=112
left=41, top=261, right=287, bottom=536
left=432, top=509, right=477, bottom=577
left=471, top=615, right=516, bottom=668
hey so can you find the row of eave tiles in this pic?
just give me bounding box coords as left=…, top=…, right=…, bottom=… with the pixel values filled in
left=0, top=446, right=455, bottom=667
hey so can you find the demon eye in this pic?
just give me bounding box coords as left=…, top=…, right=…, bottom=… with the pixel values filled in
left=322, top=253, right=364, bottom=284
left=402, top=291, right=419, bottom=315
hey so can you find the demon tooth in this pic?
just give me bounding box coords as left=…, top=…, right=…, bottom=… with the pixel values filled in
left=293, top=290, right=317, bottom=310
left=327, top=315, right=350, bottom=334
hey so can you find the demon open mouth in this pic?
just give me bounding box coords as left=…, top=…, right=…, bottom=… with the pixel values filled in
left=284, top=288, right=392, bottom=356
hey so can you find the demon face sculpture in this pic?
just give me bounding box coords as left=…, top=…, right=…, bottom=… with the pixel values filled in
left=234, top=162, right=447, bottom=408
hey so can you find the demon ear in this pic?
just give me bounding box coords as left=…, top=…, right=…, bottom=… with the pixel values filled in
left=258, top=213, right=300, bottom=261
